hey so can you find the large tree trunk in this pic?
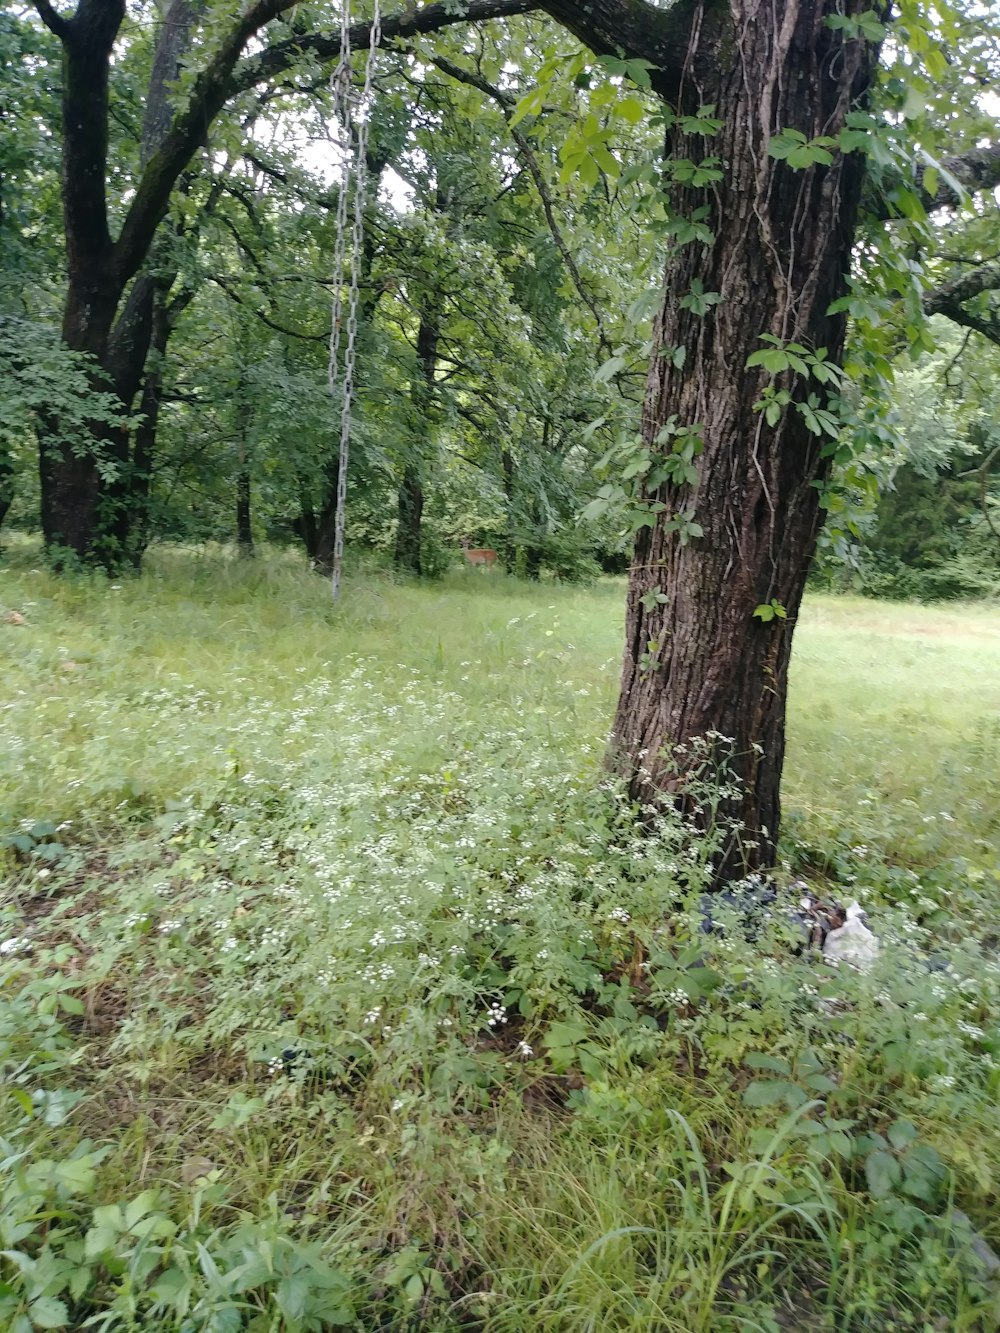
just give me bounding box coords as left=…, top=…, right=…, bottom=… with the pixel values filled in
left=38, top=0, right=128, bottom=561
left=607, top=0, right=878, bottom=880
left=39, top=0, right=203, bottom=569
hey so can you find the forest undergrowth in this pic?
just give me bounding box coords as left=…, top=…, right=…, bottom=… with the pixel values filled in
left=2, top=543, right=1000, bottom=1331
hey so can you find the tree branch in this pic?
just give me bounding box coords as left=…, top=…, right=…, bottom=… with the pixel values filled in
left=926, top=300, right=1000, bottom=346
left=928, top=143, right=1000, bottom=210
left=113, top=0, right=300, bottom=286
left=924, top=255, right=1000, bottom=352
left=208, top=275, right=330, bottom=341
left=958, top=445, right=1000, bottom=543
left=231, top=0, right=538, bottom=95
left=427, top=53, right=613, bottom=356
left=537, top=0, right=705, bottom=95
left=924, top=259, right=1000, bottom=317
left=114, top=0, right=541, bottom=294
left=31, top=0, right=71, bottom=40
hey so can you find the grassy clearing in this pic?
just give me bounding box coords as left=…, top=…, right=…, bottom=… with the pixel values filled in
left=2, top=543, right=999, bottom=1332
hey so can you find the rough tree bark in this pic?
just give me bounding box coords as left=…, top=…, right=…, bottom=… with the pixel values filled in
left=608, top=0, right=880, bottom=879
left=604, top=0, right=880, bottom=879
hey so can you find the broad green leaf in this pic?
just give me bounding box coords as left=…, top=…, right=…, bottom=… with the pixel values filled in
left=887, top=1118, right=918, bottom=1151
left=745, top=1053, right=792, bottom=1074
left=743, top=1078, right=793, bottom=1106
left=28, top=1297, right=68, bottom=1330
left=617, top=97, right=646, bottom=125
left=595, top=356, right=626, bottom=383
left=865, top=1149, right=901, bottom=1198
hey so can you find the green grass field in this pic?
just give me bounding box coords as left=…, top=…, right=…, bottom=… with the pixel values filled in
left=2, top=546, right=999, bottom=1331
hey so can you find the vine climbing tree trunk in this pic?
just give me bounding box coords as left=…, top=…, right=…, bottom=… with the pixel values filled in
left=605, top=0, right=880, bottom=879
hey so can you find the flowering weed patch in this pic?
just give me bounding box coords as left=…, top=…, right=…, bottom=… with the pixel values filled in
left=2, top=549, right=1000, bottom=1329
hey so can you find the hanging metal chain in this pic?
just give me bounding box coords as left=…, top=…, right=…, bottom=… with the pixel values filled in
left=326, top=3, right=353, bottom=401
left=329, top=0, right=381, bottom=602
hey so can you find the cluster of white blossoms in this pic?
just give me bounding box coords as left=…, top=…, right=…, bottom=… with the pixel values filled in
left=956, top=1019, right=986, bottom=1041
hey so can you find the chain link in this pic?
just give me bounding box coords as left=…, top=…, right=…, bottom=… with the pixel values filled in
left=326, top=4, right=352, bottom=404
left=329, top=0, right=381, bottom=601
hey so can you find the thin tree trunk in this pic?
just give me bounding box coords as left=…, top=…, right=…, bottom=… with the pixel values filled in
left=0, top=449, right=14, bottom=540
left=230, top=355, right=255, bottom=558
left=236, top=465, right=254, bottom=557
left=607, top=0, right=879, bottom=881
left=127, top=277, right=198, bottom=568
left=235, top=394, right=254, bottom=559
left=296, top=478, right=319, bottom=561
left=394, top=302, right=439, bottom=576
left=312, top=473, right=339, bottom=578
left=501, top=447, right=517, bottom=572
left=394, top=463, right=424, bottom=575
left=128, top=313, right=165, bottom=569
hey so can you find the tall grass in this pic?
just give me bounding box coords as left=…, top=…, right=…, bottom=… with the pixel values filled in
left=2, top=543, right=999, bottom=1331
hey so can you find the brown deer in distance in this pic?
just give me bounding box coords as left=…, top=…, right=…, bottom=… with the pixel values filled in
left=460, top=538, right=498, bottom=571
